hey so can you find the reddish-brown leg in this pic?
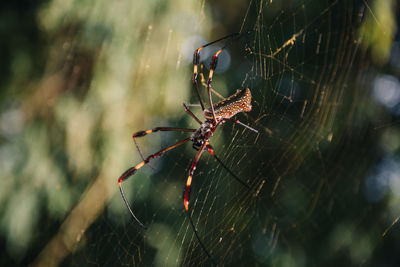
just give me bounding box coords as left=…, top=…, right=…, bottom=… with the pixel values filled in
left=192, top=33, right=240, bottom=114
left=182, top=142, right=217, bottom=264
left=182, top=103, right=202, bottom=124
left=132, top=127, right=196, bottom=169
left=118, top=137, right=191, bottom=228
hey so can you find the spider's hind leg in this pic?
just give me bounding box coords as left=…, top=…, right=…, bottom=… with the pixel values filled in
left=206, top=143, right=250, bottom=189
left=182, top=142, right=217, bottom=265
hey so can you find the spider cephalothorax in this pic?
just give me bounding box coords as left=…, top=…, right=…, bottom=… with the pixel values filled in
left=190, top=121, right=214, bottom=150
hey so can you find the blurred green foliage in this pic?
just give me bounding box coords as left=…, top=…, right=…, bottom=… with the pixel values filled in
left=359, top=0, right=397, bottom=64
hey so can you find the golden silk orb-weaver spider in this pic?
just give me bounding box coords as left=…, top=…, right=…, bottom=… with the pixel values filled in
left=117, top=32, right=257, bottom=265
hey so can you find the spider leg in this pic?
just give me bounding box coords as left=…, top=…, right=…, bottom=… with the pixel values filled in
left=133, top=127, right=196, bottom=170
left=118, top=137, right=192, bottom=228
left=183, top=142, right=217, bottom=264
left=183, top=142, right=206, bottom=211
left=204, top=31, right=254, bottom=124
left=206, top=49, right=224, bottom=125
left=182, top=103, right=202, bottom=124
left=192, top=49, right=205, bottom=111
left=193, top=33, right=240, bottom=112
left=227, top=119, right=258, bottom=133
left=132, top=127, right=196, bottom=139
left=206, top=143, right=250, bottom=189
left=182, top=103, right=202, bottom=107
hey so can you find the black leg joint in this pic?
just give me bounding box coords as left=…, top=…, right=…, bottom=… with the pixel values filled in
left=193, top=51, right=200, bottom=65
left=134, top=131, right=147, bottom=137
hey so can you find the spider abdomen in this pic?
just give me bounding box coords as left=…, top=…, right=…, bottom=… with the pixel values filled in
left=203, top=87, right=252, bottom=120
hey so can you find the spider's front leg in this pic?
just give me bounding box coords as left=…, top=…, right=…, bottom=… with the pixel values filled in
left=206, top=49, right=223, bottom=125
left=193, top=48, right=205, bottom=111
left=192, top=32, right=240, bottom=112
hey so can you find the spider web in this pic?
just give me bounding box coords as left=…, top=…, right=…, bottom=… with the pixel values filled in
left=97, top=1, right=369, bottom=266
left=2, top=0, right=399, bottom=266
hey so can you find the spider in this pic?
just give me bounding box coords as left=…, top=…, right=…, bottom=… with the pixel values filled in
left=117, top=32, right=257, bottom=264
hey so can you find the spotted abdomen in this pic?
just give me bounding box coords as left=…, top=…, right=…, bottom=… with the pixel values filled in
left=203, top=88, right=252, bottom=120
